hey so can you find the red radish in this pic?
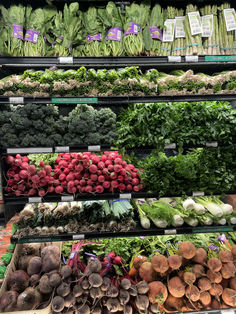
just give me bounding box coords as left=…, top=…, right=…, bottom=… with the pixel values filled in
left=91, top=174, right=98, bottom=182
left=120, top=168, right=127, bottom=175
left=98, top=162, right=105, bottom=169
left=54, top=180, right=60, bottom=186
left=28, top=165, right=36, bottom=175
left=71, top=159, right=78, bottom=166
left=126, top=184, right=133, bottom=192
left=89, top=165, right=97, bottom=174
left=39, top=160, right=44, bottom=167
left=108, top=152, right=117, bottom=160
left=114, top=165, right=122, bottom=173
left=80, top=180, right=86, bottom=187
left=114, top=158, right=122, bottom=165
left=75, top=164, right=83, bottom=172
left=22, top=156, right=29, bottom=162
left=28, top=189, right=37, bottom=196
left=75, top=173, right=82, bottom=180
left=113, top=256, right=122, bottom=265
left=84, top=185, right=93, bottom=193
left=59, top=160, right=68, bottom=168
left=108, top=252, right=115, bottom=259
left=119, top=184, right=126, bottom=191
left=66, top=173, right=74, bottom=181
left=21, top=162, right=29, bottom=169
left=91, top=155, right=100, bottom=164
left=100, top=155, right=107, bottom=162
left=64, top=168, right=70, bottom=175
left=74, top=180, right=79, bottom=185
left=105, top=160, right=112, bottom=166
left=31, top=175, right=40, bottom=183
left=6, top=156, right=15, bottom=164
left=84, top=173, right=90, bottom=179
left=122, top=161, right=127, bottom=167
left=110, top=172, right=117, bottom=180
left=38, top=190, right=45, bottom=197
left=38, top=170, right=46, bottom=178
left=15, top=190, right=21, bottom=196
left=63, top=154, right=71, bottom=161
left=55, top=186, right=63, bottom=194
left=98, top=175, right=105, bottom=183
left=118, top=175, right=124, bottom=182
left=59, top=173, right=66, bottom=181
left=103, top=181, right=110, bottom=189
left=7, top=179, right=14, bottom=186
left=132, top=178, right=139, bottom=186
left=108, top=165, right=114, bottom=172
left=19, top=170, right=28, bottom=179
left=133, top=186, right=140, bottom=192
left=68, top=181, right=74, bottom=188
left=87, top=179, right=93, bottom=186
left=61, top=181, right=67, bottom=187
left=96, top=186, right=104, bottom=194
left=15, top=159, right=22, bottom=166
left=111, top=181, right=119, bottom=189
left=131, top=172, right=138, bottom=178
left=47, top=186, right=54, bottom=193
left=44, top=165, right=52, bottom=174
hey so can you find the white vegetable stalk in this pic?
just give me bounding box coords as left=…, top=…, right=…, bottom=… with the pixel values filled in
left=172, top=215, right=184, bottom=227
left=193, top=203, right=206, bottom=215
left=182, top=198, right=196, bottom=210
left=195, top=197, right=223, bottom=217
left=154, top=219, right=169, bottom=228
left=220, top=204, right=233, bottom=215
left=184, top=217, right=199, bottom=227
left=218, top=218, right=226, bottom=225
left=137, top=203, right=150, bottom=229
left=230, top=217, right=236, bottom=225
left=203, top=216, right=213, bottom=226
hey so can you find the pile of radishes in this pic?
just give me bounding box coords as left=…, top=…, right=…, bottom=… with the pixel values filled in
left=0, top=243, right=61, bottom=312
left=5, top=152, right=142, bottom=197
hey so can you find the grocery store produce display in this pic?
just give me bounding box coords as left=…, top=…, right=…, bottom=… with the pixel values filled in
left=1, top=68, right=236, bottom=97
left=0, top=2, right=235, bottom=56
left=12, top=197, right=236, bottom=240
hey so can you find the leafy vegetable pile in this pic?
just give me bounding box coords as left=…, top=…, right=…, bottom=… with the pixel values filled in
left=14, top=201, right=136, bottom=239
left=0, top=103, right=117, bottom=147
left=117, top=101, right=236, bottom=150
left=140, top=146, right=236, bottom=196
left=1, top=2, right=236, bottom=56
left=1, top=67, right=236, bottom=97
left=0, top=67, right=156, bottom=97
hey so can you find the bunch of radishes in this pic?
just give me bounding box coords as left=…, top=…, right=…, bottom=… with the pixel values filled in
left=5, top=152, right=142, bottom=197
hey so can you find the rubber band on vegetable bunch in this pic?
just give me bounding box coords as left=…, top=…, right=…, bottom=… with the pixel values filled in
left=50, top=2, right=82, bottom=57
left=143, top=4, right=164, bottom=56
left=98, top=2, right=124, bottom=57
left=0, top=4, right=25, bottom=56
left=161, top=6, right=175, bottom=57
left=24, top=5, right=57, bottom=57
left=79, top=7, right=104, bottom=57
left=184, top=5, right=204, bottom=55
left=172, top=9, right=186, bottom=56
left=123, top=2, right=150, bottom=56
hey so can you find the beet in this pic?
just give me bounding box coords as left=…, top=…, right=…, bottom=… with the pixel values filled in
left=17, top=287, right=42, bottom=310
left=39, top=275, right=53, bottom=294
left=7, top=270, right=29, bottom=292
left=0, top=291, right=18, bottom=312
left=27, top=256, right=42, bottom=276
left=30, top=274, right=40, bottom=287
left=41, top=245, right=60, bottom=259
left=42, top=252, right=60, bottom=273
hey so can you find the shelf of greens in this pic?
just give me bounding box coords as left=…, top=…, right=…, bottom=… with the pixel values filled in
left=0, top=101, right=235, bottom=151
left=1, top=68, right=236, bottom=98
left=0, top=2, right=235, bottom=57
left=10, top=196, right=236, bottom=243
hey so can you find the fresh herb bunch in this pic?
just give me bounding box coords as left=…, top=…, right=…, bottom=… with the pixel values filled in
left=117, top=101, right=236, bottom=150
left=140, top=146, right=236, bottom=196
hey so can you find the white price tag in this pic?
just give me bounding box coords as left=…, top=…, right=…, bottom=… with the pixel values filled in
left=7, top=147, right=53, bottom=154
left=185, top=55, right=199, bottom=62
left=120, top=193, right=132, bottom=199
left=188, top=11, right=202, bottom=35
left=61, top=195, right=74, bottom=202
left=55, top=146, right=70, bottom=153
left=163, top=19, right=175, bottom=42
left=222, top=310, right=235, bottom=314
left=168, top=56, right=181, bottom=63
left=88, top=145, right=101, bottom=152
left=73, top=234, right=85, bottom=240
left=165, top=229, right=177, bottom=235
left=202, top=15, right=213, bottom=37
left=175, top=16, right=186, bottom=38
left=28, top=197, right=42, bottom=203
left=206, top=141, right=218, bottom=148
left=224, top=8, right=236, bottom=31
left=164, top=143, right=176, bottom=149
left=9, top=97, right=24, bottom=104
left=192, top=191, right=205, bottom=197
left=58, top=57, right=73, bottom=64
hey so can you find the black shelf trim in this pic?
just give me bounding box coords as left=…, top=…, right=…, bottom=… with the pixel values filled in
left=11, top=224, right=236, bottom=244
left=0, top=56, right=236, bottom=68
left=1, top=95, right=236, bottom=104
left=1, top=142, right=236, bottom=155
left=3, top=191, right=236, bottom=205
